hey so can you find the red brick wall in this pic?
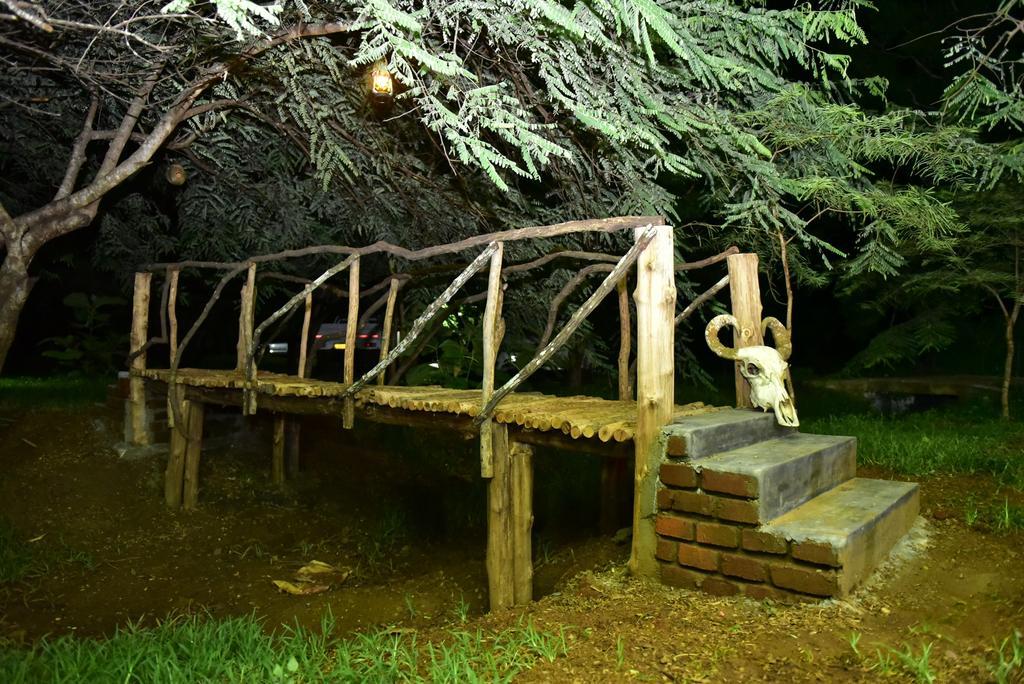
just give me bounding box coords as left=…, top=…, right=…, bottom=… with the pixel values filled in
left=656, top=461, right=843, bottom=601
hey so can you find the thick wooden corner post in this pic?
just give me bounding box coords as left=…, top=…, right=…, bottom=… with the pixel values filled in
left=726, top=254, right=763, bottom=408
left=630, top=224, right=675, bottom=578
left=343, top=256, right=360, bottom=429
left=128, top=271, right=153, bottom=446
left=481, top=243, right=520, bottom=611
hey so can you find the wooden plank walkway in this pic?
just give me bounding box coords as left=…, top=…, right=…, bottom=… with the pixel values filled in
left=137, top=368, right=718, bottom=443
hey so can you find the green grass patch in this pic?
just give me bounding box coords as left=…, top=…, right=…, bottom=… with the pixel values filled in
left=963, top=497, right=1024, bottom=532
left=0, top=522, right=36, bottom=584
left=0, top=612, right=568, bottom=683
left=804, top=401, right=1024, bottom=489
left=0, top=376, right=109, bottom=409
left=0, top=521, right=96, bottom=585
left=990, top=629, right=1023, bottom=684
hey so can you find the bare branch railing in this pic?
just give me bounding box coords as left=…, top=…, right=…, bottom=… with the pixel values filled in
left=129, top=214, right=745, bottom=436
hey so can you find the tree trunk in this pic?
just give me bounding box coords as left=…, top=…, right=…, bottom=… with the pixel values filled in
left=0, top=250, right=35, bottom=373
left=1002, top=300, right=1020, bottom=420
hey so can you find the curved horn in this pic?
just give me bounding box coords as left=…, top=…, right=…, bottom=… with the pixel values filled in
left=761, top=317, right=792, bottom=361
left=705, top=314, right=740, bottom=360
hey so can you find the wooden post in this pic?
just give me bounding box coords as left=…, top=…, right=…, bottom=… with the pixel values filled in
left=128, top=272, right=152, bottom=446
left=287, top=290, right=313, bottom=476
left=629, top=224, right=675, bottom=578
left=272, top=415, right=285, bottom=485
left=510, top=440, right=534, bottom=605
left=486, top=422, right=515, bottom=611
left=616, top=277, right=631, bottom=401
left=480, top=243, right=504, bottom=477
left=164, top=384, right=187, bottom=507
left=600, top=459, right=630, bottom=534
left=297, top=290, right=313, bottom=379
left=182, top=399, right=205, bottom=510
left=168, top=269, right=180, bottom=365
left=286, top=421, right=301, bottom=477
left=377, top=278, right=401, bottom=387
left=601, top=276, right=632, bottom=533
left=236, top=262, right=257, bottom=373
left=343, top=256, right=360, bottom=429
left=726, top=253, right=763, bottom=408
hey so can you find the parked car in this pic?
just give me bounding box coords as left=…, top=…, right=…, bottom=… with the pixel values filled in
left=314, top=318, right=383, bottom=352
left=305, top=318, right=385, bottom=379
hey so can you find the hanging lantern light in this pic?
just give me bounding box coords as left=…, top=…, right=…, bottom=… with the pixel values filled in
left=370, top=60, right=393, bottom=98
left=165, top=163, right=187, bottom=186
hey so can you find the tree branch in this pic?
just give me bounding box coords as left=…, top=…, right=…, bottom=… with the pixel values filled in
left=1, top=0, right=52, bottom=32
left=54, top=94, right=100, bottom=201
left=143, top=216, right=666, bottom=271
left=15, top=20, right=359, bottom=243
left=537, top=264, right=615, bottom=350
left=674, top=275, right=729, bottom=325
left=97, top=65, right=164, bottom=178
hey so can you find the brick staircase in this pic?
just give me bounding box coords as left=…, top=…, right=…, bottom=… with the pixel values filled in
left=654, top=409, right=919, bottom=601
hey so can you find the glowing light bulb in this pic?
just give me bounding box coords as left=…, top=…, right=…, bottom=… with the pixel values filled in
left=370, top=61, right=393, bottom=97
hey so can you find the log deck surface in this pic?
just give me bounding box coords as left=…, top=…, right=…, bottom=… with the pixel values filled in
left=137, top=368, right=717, bottom=443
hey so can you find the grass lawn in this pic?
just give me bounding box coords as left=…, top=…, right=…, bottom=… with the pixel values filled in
left=0, top=376, right=109, bottom=409
left=0, top=610, right=567, bottom=683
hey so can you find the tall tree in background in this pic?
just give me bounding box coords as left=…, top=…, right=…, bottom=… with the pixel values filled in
left=0, top=0, right=996, bottom=372
left=841, top=1, right=1023, bottom=415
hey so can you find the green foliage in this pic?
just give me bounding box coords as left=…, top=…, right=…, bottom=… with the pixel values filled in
left=989, top=629, right=1023, bottom=684
left=0, top=522, right=34, bottom=584
left=405, top=308, right=486, bottom=388
left=942, top=1, right=1024, bottom=132
left=840, top=182, right=1023, bottom=375
left=843, top=311, right=957, bottom=374
left=3, top=0, right=1017, bottom=384
left=0, top=520, right=95, bottom=585
left=5, top=0, right=994, bottom=275
left=37, top=293, right=127, bottom=375
left=0, top=611, right=569, bottom=682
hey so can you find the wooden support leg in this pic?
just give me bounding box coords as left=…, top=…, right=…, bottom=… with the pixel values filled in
left=286, top=419, right=301, bottom=477
left=128, top=379, right=153, bottom=446
left=510, top=441, right=534, bottom=606
left=486, top=422, right=515, bottom=611
left=599, top=458, right=629, bottom=534
left=128, top=272, right=153, bottom=446
left=272, top=415, right=286, bottom=485
left=182, top=400, right=205, bottom=510
left=164, top=386, right=187, bottom=508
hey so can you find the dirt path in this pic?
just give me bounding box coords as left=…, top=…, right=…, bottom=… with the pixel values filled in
left=1, top=402, right=1021, bottom=682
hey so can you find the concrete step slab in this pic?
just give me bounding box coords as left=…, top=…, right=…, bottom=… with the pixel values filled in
left=664, top=409, right=791, bottom=459
left=763, top=477, right=920, bottom=595
left=696, top=434, right=857, bottom=522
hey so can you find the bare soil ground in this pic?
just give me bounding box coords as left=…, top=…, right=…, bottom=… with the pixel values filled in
left=0, top=401, right=1021, bottom=682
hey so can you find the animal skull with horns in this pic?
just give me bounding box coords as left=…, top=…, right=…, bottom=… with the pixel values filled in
left=705, top=315, right=798, bottom=427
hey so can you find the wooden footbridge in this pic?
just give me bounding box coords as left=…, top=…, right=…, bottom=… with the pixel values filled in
left=126, top=216, right=767, bottom=611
